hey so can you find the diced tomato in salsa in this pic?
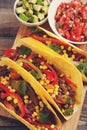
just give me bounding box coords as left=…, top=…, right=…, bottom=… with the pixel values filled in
left=55, top=0, right=87, bottom=42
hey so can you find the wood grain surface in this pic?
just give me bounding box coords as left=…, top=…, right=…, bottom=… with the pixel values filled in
left=0, top=0, right=87, bottom=130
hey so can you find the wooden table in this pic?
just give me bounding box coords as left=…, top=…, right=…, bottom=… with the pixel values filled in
left=0, top=0, right=87, bottom=130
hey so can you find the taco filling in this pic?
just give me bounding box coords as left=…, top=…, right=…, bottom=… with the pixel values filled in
left=0, top=65, right=58, bottom=130
left=24, top=27, right=87, bottom=80
left=4, top=45, right=77, bottom=116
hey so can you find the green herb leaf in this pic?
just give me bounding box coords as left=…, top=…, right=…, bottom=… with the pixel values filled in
left=65, top=98, right=75, bottom=105
left=48, top=44, right=61, bottom=52
left=29, top=27, right=40, bottom=34
left=19, top=81, right=27, bottom=95
left=18, top=46, right=31, bottom=56
left=77, top=62, right=87, bottom=76
left=64, top=107, right=74, bottom=116
left=39, top=111, right=50, bottom=123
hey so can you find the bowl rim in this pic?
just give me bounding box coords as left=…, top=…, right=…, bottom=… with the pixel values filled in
left=14, top=0, right=50, bottom=26
left=48, top=0, right=87, bottom=44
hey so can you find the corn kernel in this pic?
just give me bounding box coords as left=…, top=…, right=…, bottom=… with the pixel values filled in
left=46, top=80, right=50, bottom=84
left=7, top=96, right=12, bottom=101
left=24, top=99, right=29, bottom=104
left=36, top=109, right=39, bottom=113
left=18, top=62, right=23, bottom=66
left=54, top=87, right=58, bottom=92
left=68, top=46, right=72, bottom=51
left=33, top=112, right=38, bottom=117
left=46, top=41, right=51, bottom=44
left=47, top=89, right=53, bottom=94
left=39, top=101, right=43, bottom=106
left=60, top=74, right=64, bottom=77
left=39, top=101, right=44, bottom=108
left=63, top=50, right=66, bottom=53
left=80, top=58, right=84, bottom=62
left=62, top=109, right=65, bottom=113
left=39, top=66, right=43, bottom=69
left=1, top=77, right=8, bottom=85
left=64, top=53, right=68, bottom=58
left=5, top=76, right=9, bottom=80
left=35, top=105, right=39, bottom=110
left=43, top=65, right=47, bottom=69
left=37, top=116, right=39, bottom=120
left=23, top=55, right=27, bottom=58
left=11, top=89, right=16, bottom=92
left=40, top=80, right=44, bottom=85
left=66, top=91, right=69, bottom=95
left=72, top=54, right=75, bottom=59
left=32, top=114, right=35, bottom=118
left=55, top=84, right=59, bottom=88
left=51, top=124, right=55, bottom=129
left=41, top=62, right=44, bottom=65
left=24, top=95, right=29, bottom=99
left=52, top=94, right=56, bottom=98
left=43, top=74, right=46, bottom=77
left=13, top=99, right=18, bottom=104
left=61, top=46, right=64, bottom=49
left=19, top=55, right=23, bottom=58
left=43, top=35, right=47, bottom=38
left=54, top=91, right=58, bottom=96
left=8, top=86, right=12, bottom=90
left=40, top=107, right=43, bottom=111
left=29, top=59, right=33, bottom=62
left=45, top=128, right=48, bottom=130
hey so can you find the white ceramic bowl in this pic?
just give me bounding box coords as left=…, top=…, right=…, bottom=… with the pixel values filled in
left=14, top=0, right=50, bottom=27
left=48, top=0, right=87, bottom=44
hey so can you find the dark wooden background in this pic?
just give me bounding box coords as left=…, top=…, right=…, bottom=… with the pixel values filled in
left=0, top=0, right=87, bottom=130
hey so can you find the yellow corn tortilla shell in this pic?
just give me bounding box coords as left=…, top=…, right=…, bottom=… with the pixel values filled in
left=13, top=37, right=83, bottom=120
left=0, top=57, right=62, bottom=130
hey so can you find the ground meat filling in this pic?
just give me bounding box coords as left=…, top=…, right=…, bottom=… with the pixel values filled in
left=0, top=65, right=9, bottom=76
left=57, top=77, right=75, bottom=115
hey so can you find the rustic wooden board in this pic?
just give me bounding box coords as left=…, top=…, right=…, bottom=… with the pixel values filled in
left=0, top=23, right=87, bottom=130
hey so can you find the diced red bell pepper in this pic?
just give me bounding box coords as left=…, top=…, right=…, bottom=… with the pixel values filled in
left=31, top=35, right=68, bottom=46
left=64, top=77, right=77, bottom=88
left=4, top=49, right=16, bottom=59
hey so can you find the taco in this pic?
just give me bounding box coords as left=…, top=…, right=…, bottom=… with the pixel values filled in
left=24, top=27, right=87, bottom=83
left=3, top=37, right=83, bottom=120
left=0, top=57, right=61, bottom=130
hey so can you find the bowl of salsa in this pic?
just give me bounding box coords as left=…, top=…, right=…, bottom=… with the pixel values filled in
left=48, top=0, right=87, bottom=44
